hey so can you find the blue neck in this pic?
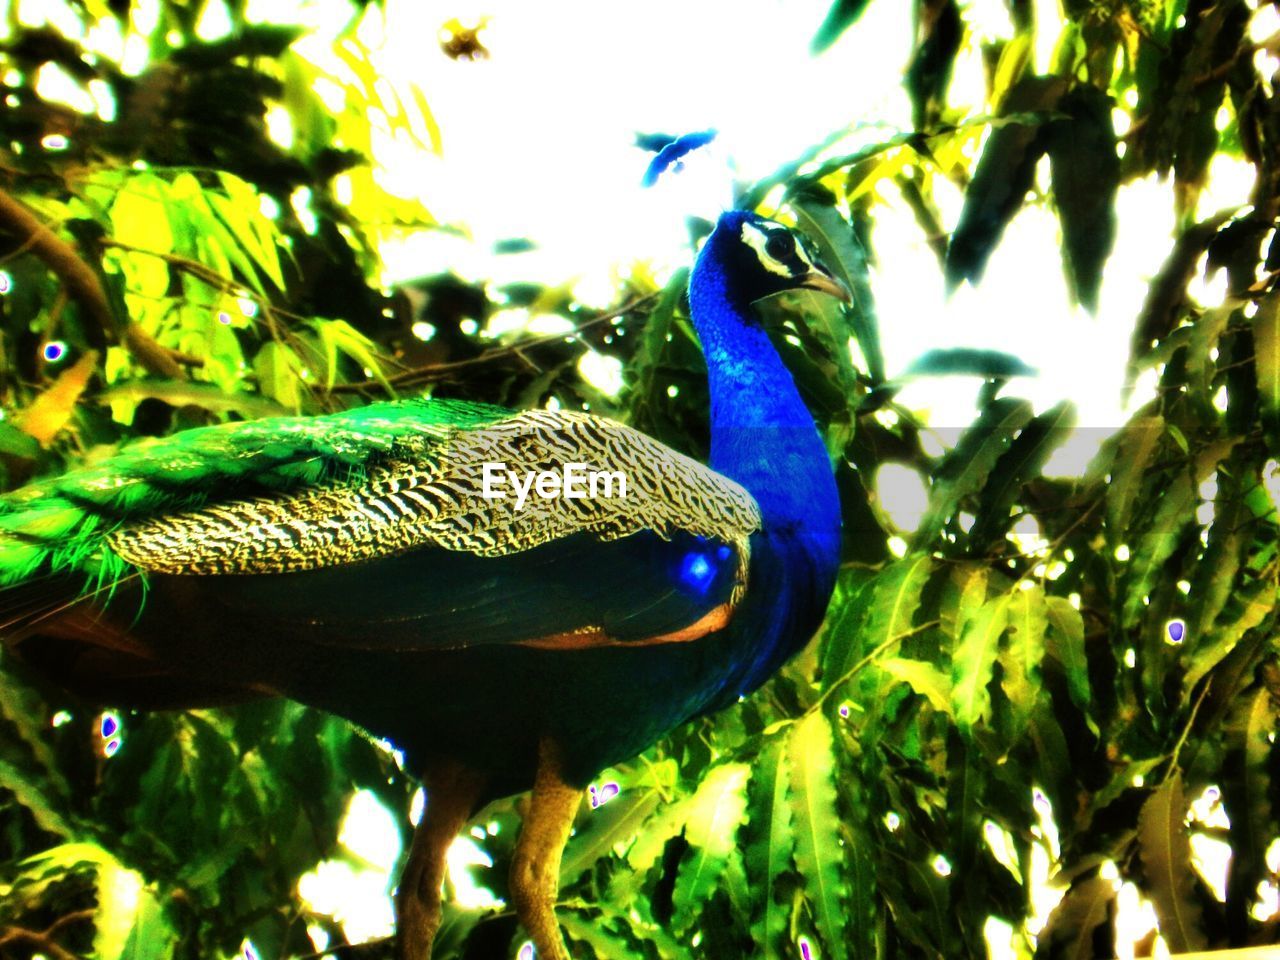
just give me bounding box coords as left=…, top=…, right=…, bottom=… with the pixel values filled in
left=688, top=255, right=841, bottom=574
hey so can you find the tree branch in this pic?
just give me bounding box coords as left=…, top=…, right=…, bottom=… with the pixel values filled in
left=0, top=187, right=182, bottom=379
left=330, top=293, right=659, bottom=395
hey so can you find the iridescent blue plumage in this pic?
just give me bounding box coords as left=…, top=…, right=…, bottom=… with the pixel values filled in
left=640, top=128, right=718, bottom=186
left=0, top=209, right=850, bottom=960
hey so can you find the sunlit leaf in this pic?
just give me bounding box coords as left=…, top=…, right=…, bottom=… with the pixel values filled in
left=788, top=712, right=849, bottom=960
left=1137, top=773, right=1206, bottom=953
left=915, top=397, right=1034, bottom=548
left=951, top=593, right=1011, bottom=731
left=743, top=736, right=794, bottom=959
left=1255, top=286, right=1280, bottom=454
left=672, top=762, right=750, bottom=933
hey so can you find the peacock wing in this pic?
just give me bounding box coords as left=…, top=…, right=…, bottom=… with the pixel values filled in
left=6, top=402, right=761, bottom=651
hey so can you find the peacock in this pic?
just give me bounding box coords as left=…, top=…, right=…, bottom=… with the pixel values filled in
left=0, top=209, right=849, bottom=960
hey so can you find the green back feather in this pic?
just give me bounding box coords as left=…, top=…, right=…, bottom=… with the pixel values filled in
left=0, top=398, right=511, bottom=592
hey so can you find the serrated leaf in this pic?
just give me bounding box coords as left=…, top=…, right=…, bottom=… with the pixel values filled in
left=1104, top=414, right=1164, bottom=536
left=1256, top=286, right=1280, bottom=453
left=879, top=657, right=952, bottom=714
left=971, top=401, right=1076, bottom=548
left=561, top=909, right=662, bottom=960
left=790, top=192, right=883, bottom=383
left=946, top=75, right=1067, bottom=288
left=1000, top=585, right=1049, bottom=729
left=951, top=593, right=1012, bottom=731
left=1120, top=471, right=1195, bottom=629
left=1138, top=773, right=1206, bottom=953
left=832, top=556, right=933, bottom=697
left=1189, top=469, right=1249, bottom=646
left=1044, top=597, right=1090, bottom=713
left=744, top=737, right=794, bottom=959
left=818, top=565, right=879, bottom=686
left=252, top=341, right=304, bottom=411
left=1182, top=578, right=1276, bottom=694
left=671, top=763, right=750, bottom=934
left=561, top=784, right=663, bottom=887
left=1035, top=874, right=1115, bottom=960
left=788, top=712, right=848, bottom=960
left=1223, top=687, right=1279, bottom=936
left=0, top=756, right=73, bottom=837
left=915, top=397, right=1034, bottom=548
left=1047, top=85, right=1120, bottom=312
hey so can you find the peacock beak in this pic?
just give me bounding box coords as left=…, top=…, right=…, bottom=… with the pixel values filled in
left=798, top=265, right=852, bottom=304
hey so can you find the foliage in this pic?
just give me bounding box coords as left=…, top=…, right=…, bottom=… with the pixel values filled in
left=0, top=1, right=1278, bottom=959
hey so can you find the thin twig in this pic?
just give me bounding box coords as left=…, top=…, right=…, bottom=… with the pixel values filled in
left=806, top=618, right=943, bottom=717
left=330, top=293, right=659, bottom=394
left=0, top=908, right=93, bottom=960
left=0, top=188, right=182, bottom=379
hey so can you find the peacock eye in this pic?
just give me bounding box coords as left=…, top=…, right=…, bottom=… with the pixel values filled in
left=764, top=232, right=794, bottom=260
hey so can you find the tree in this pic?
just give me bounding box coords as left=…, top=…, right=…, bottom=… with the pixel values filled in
left=0, top=1, right=1278, bottom=958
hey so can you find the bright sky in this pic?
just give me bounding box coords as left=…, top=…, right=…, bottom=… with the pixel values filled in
left=357, top=0, right=1267, bottom=453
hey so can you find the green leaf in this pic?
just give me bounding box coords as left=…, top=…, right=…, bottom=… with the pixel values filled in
left=817, top=565, right=879, bottom=687
left=970, top=400, right=1077, bottom=548
left=213, top=173, right=286, bottom=291
left=743, top=737, right=794, bottom=959
left=830, top=556, right=933, bottom=698
left=1104, top=414, right=1164, bottom=537
left=903, top=348, right=1036, bottom=380
left=562, top=909, right=678, bottom=960
left=904, top=0, right=961, bottom=130
left=560, top=783, right=663, bottom=887
left=1120, top=470, right=1195, bottom=629
left=172, top=172, right=266, bottom=297
left=1182, top=577, right=1276, bottom=695
left=309, top=318, right=393, bottom=392
left=1137, top=773, right=1206, bottom=953
left=788, top=712, right=848, bottom=960
left=0, top=756, right=74, bottom=837
left=811, top=0, right=873, bottom=54
left=252, top=341, right=305, bottom=411
left=671, top=763, right=750, bottom=934
left=915, top=397, right=1034, bottom=548
left=1047, top=85, right=1120, bottom=312
left=951, top=593, right=1012, bottom=731
left=946, top=75, right=1067, bottom=289
left=0, top=421, right=40, bottom=460
left=97, top=381, right=288, bottom=419
left=789, top=191, right=884, bottom=384
left=1035, top=874, right=1116, bottom=960
left=1044, top=597, right=1090, bottom=713
left=879, top=657, right=952, bottom=714
left=1255, top=286, right=1280, bottom=453
left=1223, top=687, right=1279, bottom=935
left=1000, top=585, right=1049, bottom=729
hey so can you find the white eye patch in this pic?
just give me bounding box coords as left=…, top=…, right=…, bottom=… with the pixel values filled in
left=741, top=222, right=795, bottom=277
left=740, top=221, right=815, bottom=277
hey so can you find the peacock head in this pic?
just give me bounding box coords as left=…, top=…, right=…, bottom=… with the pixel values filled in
left=695, top=210, right=851, bottom=309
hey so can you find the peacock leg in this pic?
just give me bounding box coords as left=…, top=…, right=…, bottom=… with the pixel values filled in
left=510, top=738, right=582, bottom=960
left=396, top=761, right=486, bottom=960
